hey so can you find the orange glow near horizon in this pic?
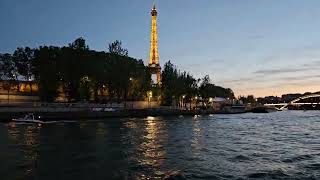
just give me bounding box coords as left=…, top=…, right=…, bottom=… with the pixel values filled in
left=235, top=84, right=320, bottom=97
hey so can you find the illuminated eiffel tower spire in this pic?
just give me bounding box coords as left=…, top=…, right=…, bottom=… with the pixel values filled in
left=148, top=4, right=161, bottom=85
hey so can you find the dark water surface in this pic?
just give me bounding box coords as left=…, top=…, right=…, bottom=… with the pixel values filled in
left=1, top=111, right=320, bottom=180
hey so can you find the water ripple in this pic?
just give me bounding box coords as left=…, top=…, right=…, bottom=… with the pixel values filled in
left=1, top=111, right=320, bottom=179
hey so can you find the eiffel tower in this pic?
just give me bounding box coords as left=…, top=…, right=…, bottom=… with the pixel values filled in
left=148, top=4, right=161, bottom=85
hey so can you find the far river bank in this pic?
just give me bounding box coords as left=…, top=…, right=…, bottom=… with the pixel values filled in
left=0, top=102, right=250, bottom=122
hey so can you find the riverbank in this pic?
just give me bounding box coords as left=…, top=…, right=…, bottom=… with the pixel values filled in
left=0, top=107, right=249, bottom=122
left=0, top=108, right=216, bottom=122
left=0, top=101, right=253, bottom=122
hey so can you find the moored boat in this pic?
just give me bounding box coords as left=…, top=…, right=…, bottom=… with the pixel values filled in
left=12, top=113, right=44, bottom=123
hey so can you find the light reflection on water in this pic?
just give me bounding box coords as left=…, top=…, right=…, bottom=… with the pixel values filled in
left=1, top=111, right=320, bottom=179
left=96, top=122, right=107, bottom=138
left=140, top=117, right=167, bottom=168
left=7, top=124, right=41, bottom=178
left=7, top=122, right=19, bottom=142
left=191, top=118, right=202, bottom=154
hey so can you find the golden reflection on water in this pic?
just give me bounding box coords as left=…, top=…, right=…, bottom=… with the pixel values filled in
left=191, top=118, right=203, bottom=155
left=7, top=122, right=19, bottom=142
left=79, top=121, right=87, bottom=129
left=124, top=121, right=138, bottom=129
left=7, top=124, right=40, bottom=177
left=24, top=125, right=40, bottom=176
left=138, top=117, right=167, bottom=170
left=25, top=125, right=39, bottom=146
left=96, top=122, right=107, bottom=137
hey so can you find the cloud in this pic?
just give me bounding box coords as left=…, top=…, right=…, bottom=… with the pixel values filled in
left=261, top=44, right=320, bottom=63
left=254, top=67, right=309, bottom=75
left=303, top=60, right=320, bottom=67
left=193, top=45, right=320, bottom=97
left=222, top=77, right=255, bottom=83
left=222, top=73, right=320, bottom=89
left=254, top=59, right=320, bottom=76
left=218, top=65, right=320, bottom=97
left=280, top=74, right=320, bottom=81
left=218, top=76, right=265, bottom=84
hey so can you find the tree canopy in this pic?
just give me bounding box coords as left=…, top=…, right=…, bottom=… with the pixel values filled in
left=161, top=61, right=234, bottom=106
left=0, top=38, right=151, bottom=102
left=0, top=37, right=234, bottom=104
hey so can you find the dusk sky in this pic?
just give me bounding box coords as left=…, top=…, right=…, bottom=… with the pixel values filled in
left=1, top=0, right=320, bottom=97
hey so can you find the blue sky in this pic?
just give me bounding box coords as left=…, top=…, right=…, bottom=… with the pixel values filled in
left=1, top=0, right=320, bottom=97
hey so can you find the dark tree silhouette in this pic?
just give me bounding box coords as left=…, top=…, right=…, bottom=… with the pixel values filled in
left=108, top=40, right=128, bottom=56
left=0, top=38, right=233, bottom=104
left=12, top=47, right=35, bottom=93
left=0, top=53, right=18, bottom=102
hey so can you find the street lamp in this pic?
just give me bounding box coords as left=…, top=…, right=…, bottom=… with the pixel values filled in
left=194, top=96, right=198, bottom=109
left=129, top=77, right=134, bottom=108
left=147, top=91, right=153, bottom=108
left=181, top=95, right=186, bottom=109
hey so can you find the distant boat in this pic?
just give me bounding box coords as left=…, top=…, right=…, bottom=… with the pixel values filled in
left=12, top=113, right=45, bottom=124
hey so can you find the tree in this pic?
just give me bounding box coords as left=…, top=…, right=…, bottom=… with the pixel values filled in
left=199, top=75, right=212, bottom=105
left=12, top=47, right=35, bottom=93
left=1, top=38, right=235, bottom=105
left=34, top=46, right=60, bottom=102
left=108, top=40, right=128, bottom=56
left=60, top=38, right=90, bottom=101
left=161, top=61, right=179, bottom=105
left=69, top=37, right=89, bottom=51
left=239, top=95, right=256, bottom=104
left=161, top=61, right=198, bottom=107
left=0, top=53, right=18, bottom=102
left=33, top=38, right=150, bottom=103
left=180, top=72, right=198, bottom=109
left=198, top=75, right=234, bottom=106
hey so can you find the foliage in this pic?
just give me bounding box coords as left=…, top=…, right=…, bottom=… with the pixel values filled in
left=161, top=61, right=198, bottom=106
left=12, top=47, right=35, bottom=93
left=34, top=46, right=60, bottom=102
left=12, top=47, right=35, bottom=80
left=199, top=75, right=234, bottom=102
left=31, top=38, right=150, bottom=102
left=0, top=53, right=18, bottom=102
left=0, top=53, right=17, bottom=81
left=0, top=38, right=234, bottom=104
left=161, top=61, right=234, bottom=106
left=238, top=95, right=256, bottom=104
left=108, top=40, right=128, bottom=56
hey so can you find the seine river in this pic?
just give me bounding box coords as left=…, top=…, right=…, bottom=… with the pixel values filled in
left=1, top=111, right=320, bottom=179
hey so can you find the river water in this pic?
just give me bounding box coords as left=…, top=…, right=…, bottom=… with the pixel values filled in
left=1, top=111, right=320, bottom=180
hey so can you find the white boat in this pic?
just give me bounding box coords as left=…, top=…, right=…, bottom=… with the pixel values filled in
left=12, top=114, right=44, bottom=123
